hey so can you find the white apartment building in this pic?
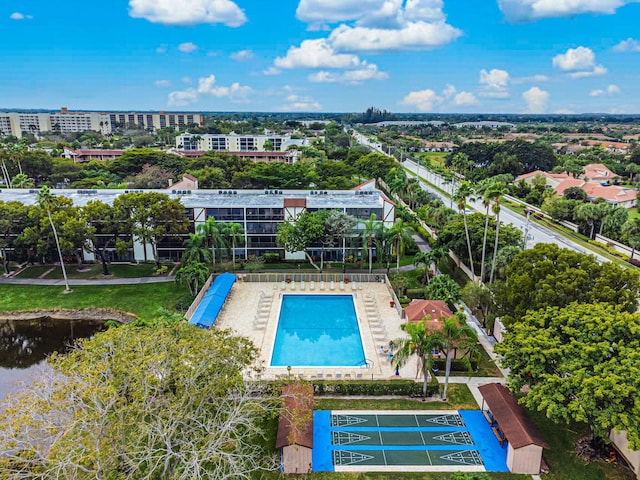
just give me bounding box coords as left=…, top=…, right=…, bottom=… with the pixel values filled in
left=176, top=133, right=307, bottom=152
left=0, top=108, right=203, bottom=138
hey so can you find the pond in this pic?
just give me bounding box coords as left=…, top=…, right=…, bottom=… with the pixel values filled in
left=0, top=318, right=106, bottom=401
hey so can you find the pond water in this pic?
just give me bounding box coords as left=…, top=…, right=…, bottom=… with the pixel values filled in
left=0, top=318, right=106, bottom=401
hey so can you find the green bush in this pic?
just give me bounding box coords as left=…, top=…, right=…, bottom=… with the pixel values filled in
left=406, top=288, right=425, bottom=299
left=433, top=358, right=478, bottom=372
left=259, top=379, right=439, bottom=397
left=263, top=253, right=280, bottom=264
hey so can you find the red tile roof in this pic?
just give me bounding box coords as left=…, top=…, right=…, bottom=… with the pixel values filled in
left=404, top=300, right=453, bottom=324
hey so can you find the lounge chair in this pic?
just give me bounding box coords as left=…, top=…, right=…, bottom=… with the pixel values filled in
left=335, top=371, right=342, bottom=379
left=281, top=281, right=286, bottom=291
left=320, top=281, right=325, bottom=290
left=339, top=281, right=345, bottom=291
left=290, top=280, right=296, bottom=291
left=355, top=371, right=363, bottom=379
left=316, top=371, right=324, bottom=379
left=330, top=281, right=335, bottom=290
left=300, top=280, right=305, bottom=291
left=310, top=280, right=315, bottom=290
left=351, top=282, right=357, bottom=291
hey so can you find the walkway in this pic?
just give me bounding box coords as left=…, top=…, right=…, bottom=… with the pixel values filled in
left=0, top=276, right=175, bottom=286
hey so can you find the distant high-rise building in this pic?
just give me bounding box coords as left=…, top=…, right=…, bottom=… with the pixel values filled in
left=0, top=108, right=204, bottom=138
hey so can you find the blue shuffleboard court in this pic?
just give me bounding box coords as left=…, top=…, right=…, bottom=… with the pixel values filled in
left=313, top=410, right=509, bottom=473
left=188, top=273, right=235, bottom=329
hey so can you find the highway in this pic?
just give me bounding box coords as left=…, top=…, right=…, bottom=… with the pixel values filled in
left=352, top=131, right=610, bottom=263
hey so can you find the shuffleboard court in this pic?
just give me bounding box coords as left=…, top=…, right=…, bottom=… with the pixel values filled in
left=332, top=430, right=474, bottom=447
left=331, top=413, right=465, bottom=428
left=313, top=410, right=510, bottom=473
left=333, top=448, right=483, bottom=467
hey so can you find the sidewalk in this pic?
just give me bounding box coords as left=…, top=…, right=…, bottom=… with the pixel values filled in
left=0, top=276, right=175, bottom=286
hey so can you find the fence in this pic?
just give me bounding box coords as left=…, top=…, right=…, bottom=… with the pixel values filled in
left=184, top=273, right=214, bottom=321
left=240, top=272, right=386, bottom=283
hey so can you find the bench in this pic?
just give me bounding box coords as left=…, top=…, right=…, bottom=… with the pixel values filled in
left=491, top=425, right=506, bottom=447
left=483, top=409, right=497, bottom=427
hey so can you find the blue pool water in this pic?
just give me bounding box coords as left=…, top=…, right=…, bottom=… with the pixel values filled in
left=270, top=295, right=366, bottom=367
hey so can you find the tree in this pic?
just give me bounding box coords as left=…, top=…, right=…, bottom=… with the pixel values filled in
left=622, top=218, right=640, bottom=260
left=197, top=216, right=227, bottom=266
left=226, top=222, right=245, bottom=271
left=424, top=274, right=461, bottom=307
left=453, top=182, right=476, bottom=277
left=175, top=261, right=210, bottom=295
left=440, top=314, right=479, bottom=401
left=36, top=186, right=71, bottom=292
left=0, top=322, right=278, bottom=478
left=495, top=243, right=640, bottom=322
left=323, top=210, right=357, bottom=271
left=391, top=320, right=444, bottom=399
left=181, top=233, right=213, bottom=265
left=387, top=218, right=414, bottom=272
left=489, top=183, right=510, bottom=283
left=495, top=303, right=640, bottom=450
left=360, top=213, right=379, bottom=273
left=0, top=200, right=31, bottom=274
left=276, top=210, right=328, bottom=271
left=601, top=206, right=628, bottom=239
left=476, top=180, right=498, bottom=282
left=574, top=202, right=600, bottom=239
left=80, top=200, right=127, bottom=276
left=563, top=186, right=587, bottom=201
left=114, top=192, right=189, bottom=267
left=10, top=173, right=34, bottom=188
left=460, top=281, right=493, bottom=328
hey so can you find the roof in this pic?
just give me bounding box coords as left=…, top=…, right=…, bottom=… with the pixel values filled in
left=188, top=273, right=235, bottom=329
left=275, top=383, right=314, bottom=449
left=404, top=300, right=453, bottom=324
left=283, top=198, right=307, bottom=208
left=582, top=163, right=618, bottom=180
left=554, top=178, right=585, bottom=196
left=478, top=383, right=550, bottom=449
left=555, top=179, right=637, bottom=203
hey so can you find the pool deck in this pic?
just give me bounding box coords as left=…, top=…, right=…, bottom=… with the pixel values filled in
left=215, top=280, right=411, bottom=380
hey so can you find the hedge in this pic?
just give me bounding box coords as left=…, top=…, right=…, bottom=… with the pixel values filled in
left=259, top=379, right=440, bottom=397
left=432, top=359, right=478, bottom=372
left=406, top=288, right=425, bottom=299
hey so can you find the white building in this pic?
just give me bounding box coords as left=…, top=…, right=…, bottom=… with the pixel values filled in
left=176, top=133, right=307, bottom=153
left=0, top=108, right=204, bottom=138
left=1, top=183, right=395, bottom=263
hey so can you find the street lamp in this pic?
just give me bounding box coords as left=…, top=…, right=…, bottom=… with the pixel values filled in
left=287, top=365, right=292, bottom=379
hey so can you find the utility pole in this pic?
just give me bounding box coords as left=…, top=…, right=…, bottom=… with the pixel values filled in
left=523, top=209, right=532, bottom=249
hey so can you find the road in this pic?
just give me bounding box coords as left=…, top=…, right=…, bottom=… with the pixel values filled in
left=353, top=131, right=609, bottom=263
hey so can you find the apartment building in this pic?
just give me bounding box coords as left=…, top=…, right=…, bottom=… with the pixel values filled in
left=176, top=133, right=307, bottom=153
left=1, top=184, right=395, bottom=263
left=0, top=108, right=203, bottom=138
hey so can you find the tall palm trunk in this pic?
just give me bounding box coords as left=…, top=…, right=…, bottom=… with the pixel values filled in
left=489, top=210, right=501, bottom=283
left=480, top=203, right=491, bottom=282
left=47, top=209, right=71, bottom=292
left=462, top=212, right=475, bottom=279
left=443, top=349, right=455, bottom=401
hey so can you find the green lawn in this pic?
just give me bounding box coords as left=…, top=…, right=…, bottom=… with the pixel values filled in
left=0, top=283, right=190, bottom=320
left=15, top=265, right=54, bottom=279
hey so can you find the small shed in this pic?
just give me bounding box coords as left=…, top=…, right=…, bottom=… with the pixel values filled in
left=478, top=383, right=550, bottom=475
left=276, top=383, right=314, bottom=474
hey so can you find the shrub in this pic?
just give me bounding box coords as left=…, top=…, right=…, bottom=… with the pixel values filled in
left=154, top=265, right=169, bottom=276
left=406, top=288, right=425, bottom=299
left=433, top=359, right=478, bottom=372
left=263, top=253, right=280, bottom=264
left=259, top=379, right=439, bottom=397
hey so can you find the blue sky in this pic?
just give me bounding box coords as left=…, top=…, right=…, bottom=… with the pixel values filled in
left=2, top=0, right=640, bottom=113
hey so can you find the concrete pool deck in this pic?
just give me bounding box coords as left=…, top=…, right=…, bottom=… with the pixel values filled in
left=215, top=280, right=411, bottom=380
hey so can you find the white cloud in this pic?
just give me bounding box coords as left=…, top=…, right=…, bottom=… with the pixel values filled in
left=554, top=108, right=576, bottom=114
left=262, top=67, right=281, bottom=76
left=453, top=92, right=478, bottom=106
left=274, top=39, right=365, bottom=69
left=613, top=37, right=640, bottom=52
left=401, top=89, right=442, bottom=111
left=442, top=84, right=456, bottom=99
left=552, top=46, right=607, bottom=77
left=280, top=94, right=322, bottom=111
left=154, top=80, right=171, bottom=87
left=168, top=74, right=253, bottom=106
left=10, top=12, right=32, bottom=20
left=178, top=42, right=198, bottom=53
left=590, top=84, right=621, bottom=96
left=308, top=64, right=389, bottom=83
left=128, top=0, right=246, bottom=27
left=327, top=21, right=461, bottom=52
left=498, top=0, right=640, bottom=22
left=292, top=0, right=460, bottom=51
left=230, top=49, right=253, bottom=61
left=522, top=86, right=549, bottom=113
left=156, top=44, right=168, bottom=54
left=182, top=77, right=192, bottom=84
left=479, top=68, right=511, bottom=97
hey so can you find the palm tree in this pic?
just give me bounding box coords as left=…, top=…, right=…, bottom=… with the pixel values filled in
left=574, top=202, right=600, bottom=240
left=196, top=216, right=226, bottom=267
left=360, top=213, right=378, bottom=273
left=440, top=314, right=478, bottom=401
left=413, top=252, right=431, bottom=284
left=11, top=173, right=34, bottom=188
left=391, top=320, right=445, bottom=399
left=453, top=182, right=475, bottom=278
left=387, top=219, right=414, bottom=272
left=601, top=206, right=628, bottom=238
left=37, top=186, right=71, bottom=293
left=175, top=262, right=210, bottom=296
left=226, top=222, right=244, bottom=271
left=489, top=183, right=510, bottom=283
left=622, top=218, right=640, bottom=260
left=476, top=180, right=498, bottom=282
left=181, top=233, right=212, bottom=265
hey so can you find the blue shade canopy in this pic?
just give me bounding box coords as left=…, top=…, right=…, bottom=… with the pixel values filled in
left=188, top=273, right=236, bottom=329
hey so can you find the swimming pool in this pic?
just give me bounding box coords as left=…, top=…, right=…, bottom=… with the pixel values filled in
left=270, top=295, right=366, bottom=367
